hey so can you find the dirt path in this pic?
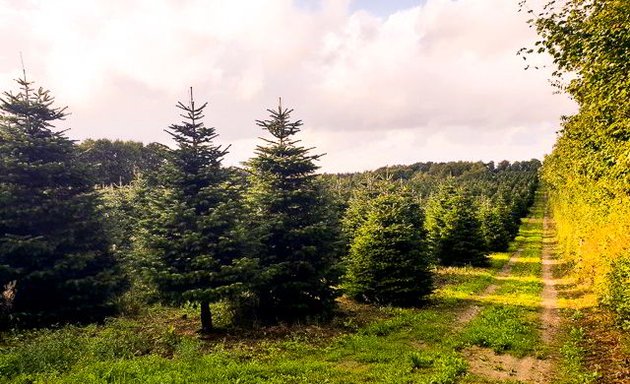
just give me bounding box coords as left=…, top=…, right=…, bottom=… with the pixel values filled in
left=465, top=346, right=551, bottom=383
left=464, top=198, right=562, bottom=383
left=464, top=238, right=555, bottom=384
left=540, top=214, right=561, bottom=345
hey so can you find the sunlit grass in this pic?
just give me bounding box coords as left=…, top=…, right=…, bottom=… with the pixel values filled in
left=460, top=305, right=542, bottom=357
left=557, top=293, right=598, bottom=310
left=474, top=293, right=540, bottom=308
left=489, top=252, right=511, bottom=270
left=511, top=256, right=541, bottom=265
left=458, top=191, right=546, bottom=358
left=0, top=194, right=554, bottom=383
left=494, top=275, right=540, bottom=283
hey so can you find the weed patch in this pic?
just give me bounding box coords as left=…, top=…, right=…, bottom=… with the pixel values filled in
left=461, top=305, right=540, bottom=357
left=0, top=193, right=553, bottom=383
left=557, top=322, right=599, bottom=384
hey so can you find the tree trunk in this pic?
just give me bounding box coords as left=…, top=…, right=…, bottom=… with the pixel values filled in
left=200, top=300, right=212, bottom=334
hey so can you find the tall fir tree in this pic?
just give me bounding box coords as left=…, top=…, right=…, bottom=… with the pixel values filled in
left=245, top=100, right=341, bottom=323
left=425, top=183, right=487, bottom=266
left=344, top=188, right=433, bottom=306
left=138, top=89, right=251, bottom=333
left=0, top=76, right=125, bottom=326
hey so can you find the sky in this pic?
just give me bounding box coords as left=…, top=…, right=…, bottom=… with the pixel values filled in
left=0, top=0, right=576, bottom=173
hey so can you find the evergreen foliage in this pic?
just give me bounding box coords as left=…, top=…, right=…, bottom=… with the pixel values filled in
left=137, top=89, right=251, bottom=332
left=326, top=160, right=540, bottom=209
left=245, top=101, right=341, bottom=323
left=344, top=188, right=432, bottom=306
left=330, top=161, right=538, bottom=264
left=425, top=183, right=487, bottom=266
left=0, top=77, right=125, bottom=327
left=99, top=176, right=157, bottom=310
left=340, top=176, right=388, bottom=242
left=101, top=176, right=150, bottom=258
left=477, top=195, right=511, bottom=252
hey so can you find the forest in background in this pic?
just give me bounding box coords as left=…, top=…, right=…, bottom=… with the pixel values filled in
left=0, top=0, right=628, bottom=382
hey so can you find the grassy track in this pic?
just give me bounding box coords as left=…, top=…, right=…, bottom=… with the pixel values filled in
left=460, top=199, right=545, bottom=359
left=0, top=192, right=559, bottom=383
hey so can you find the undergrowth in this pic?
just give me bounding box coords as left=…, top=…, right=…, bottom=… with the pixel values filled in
left=0, top=194, right=554, bottom=383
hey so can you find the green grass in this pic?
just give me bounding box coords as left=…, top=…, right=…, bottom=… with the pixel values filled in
left=0, top=194, right=555, bottom=383
left=0, top=302, right=475, bottom=383
left=457, top=195, right=546, bottom=359
left=460, top=305, right=540, bottom=357
left=0, top=278, right=489, bottom=383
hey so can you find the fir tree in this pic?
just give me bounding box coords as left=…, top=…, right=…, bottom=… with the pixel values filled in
left=245, top=100, right=341, bottom=323
left=0, top=76, right=125, bottom=326
left=100, top=175, right=157, bottom=308
left=425, top=183, right=487, bottom=266
left=139, top=89, right=251, bottom=333
left=477, top=196, right=511, bottom=251
left=340, top=176, right=389, bottom=241
left=344, top=188, right=433, bottom=306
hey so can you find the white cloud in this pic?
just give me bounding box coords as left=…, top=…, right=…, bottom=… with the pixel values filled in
left=0, top=0, right=575, bottom=172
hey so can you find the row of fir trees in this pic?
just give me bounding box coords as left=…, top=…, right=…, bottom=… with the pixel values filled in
left=0, top=77, right=539, bottom=330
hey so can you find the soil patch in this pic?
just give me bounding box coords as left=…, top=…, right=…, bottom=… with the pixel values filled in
left=464, top=346, right=551, bottom=383
left=540, top=215, right=561, bottom=345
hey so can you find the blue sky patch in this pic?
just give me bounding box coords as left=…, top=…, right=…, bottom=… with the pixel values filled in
left=295, top=0, right=425, bottom=16
left=350, top=0, right=425, bottom=16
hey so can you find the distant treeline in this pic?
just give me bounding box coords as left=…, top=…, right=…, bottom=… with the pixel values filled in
left=0, top=77, right=539, bottom=331
left=77, top=139, right=167, bottom=185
